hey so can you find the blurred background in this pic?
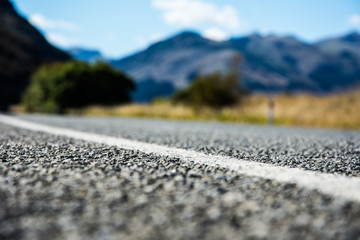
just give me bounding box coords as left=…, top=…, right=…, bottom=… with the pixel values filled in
left=1, top=0, right=360, bottom=129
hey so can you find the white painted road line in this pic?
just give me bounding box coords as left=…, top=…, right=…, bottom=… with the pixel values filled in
left=1, top=114, right=360, bottom=202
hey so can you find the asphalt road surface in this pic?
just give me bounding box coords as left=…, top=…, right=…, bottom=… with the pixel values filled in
left=1, top=114, right=360, bottom=240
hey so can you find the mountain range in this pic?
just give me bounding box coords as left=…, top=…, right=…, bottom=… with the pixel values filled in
left=0, top=0, right=70, bottom=110
left=107, top=31, right=360, bottom=102
left=67, top=48, right=105, bottom=64
left=1, top=0, right=360, bottom=107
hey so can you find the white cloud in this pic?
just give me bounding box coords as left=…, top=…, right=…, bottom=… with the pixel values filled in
left=152, top=0, right=242, bottom=31
left=46, top=32, right=79, bottom=47
left=202, top=27, right=229, bottom=41
left=29, top=13, right=78, bottom=31
left=348, top=14, right=360, bottom=26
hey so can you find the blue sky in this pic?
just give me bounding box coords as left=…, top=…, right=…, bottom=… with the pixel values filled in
left=11, top=0, right=360, bottom=59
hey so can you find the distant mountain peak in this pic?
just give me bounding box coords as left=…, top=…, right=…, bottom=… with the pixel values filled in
left=112, top=30, right=360, bottom=102
left=341, top=31, right=360, bottom=43
left=143, top=30, right=210, bottom=53
left=246, top=32, right=262, bottom=40
left=169, top=30, right=208, bottom=43
left=67, top=47, right=105, bottom=63
left=175, top=30, right=201, bottom=38
left=68, top=47, right=101, bottom=56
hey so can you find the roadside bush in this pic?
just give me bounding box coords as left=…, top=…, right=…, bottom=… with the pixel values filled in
left=22, top=61, right=135, bottom=113
left=172, top=72, right=247, bottom=108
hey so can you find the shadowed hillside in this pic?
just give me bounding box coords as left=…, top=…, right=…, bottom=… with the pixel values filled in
left=112, top=31, right=360, bottom=101
left=0, top=0, right=70, bottom=110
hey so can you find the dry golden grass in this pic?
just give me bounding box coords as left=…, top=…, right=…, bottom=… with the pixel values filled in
left=68, top=99, right=269, bottom=124
left=272, top=91, right=360, bottom=129
left=13, top=90, right=360, bottom=129
left=9, top=104, right=25, bottom=113
left=72, top=102, right=196, bottom=120
left=69, top=91, right=360, bottom=129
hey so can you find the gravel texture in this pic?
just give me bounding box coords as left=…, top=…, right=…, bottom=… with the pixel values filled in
left=16, top=114, right=360, bottom=177
left=1, top=123, right=360, bottom=240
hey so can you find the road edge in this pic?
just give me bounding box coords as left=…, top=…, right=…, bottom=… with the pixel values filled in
left=1, top=113, right=359, bottom=202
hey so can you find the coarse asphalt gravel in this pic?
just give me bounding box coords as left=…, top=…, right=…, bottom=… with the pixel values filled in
left=1, top=115, right=360, bottom=239
left=16, top=114, right=360, bottom=177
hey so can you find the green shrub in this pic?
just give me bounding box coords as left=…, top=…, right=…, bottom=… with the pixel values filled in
left=22, top=61, right=135, bottom=113
left=172, top=72, right=246, bottom=108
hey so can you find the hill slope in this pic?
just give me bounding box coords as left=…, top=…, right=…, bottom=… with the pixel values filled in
left=112, top=31, right=360, bottom=102
left=0, top=0, right=70, bottom=110
left=67, top=48, right=106, bottom=63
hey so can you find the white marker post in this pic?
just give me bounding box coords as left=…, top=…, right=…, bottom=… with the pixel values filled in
left=268, top=95, right=275, bottom=125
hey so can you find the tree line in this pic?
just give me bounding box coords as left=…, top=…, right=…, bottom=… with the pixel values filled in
left=22, top=55, right=247, bottom=113
left=23, top=61, right=135, bottom=113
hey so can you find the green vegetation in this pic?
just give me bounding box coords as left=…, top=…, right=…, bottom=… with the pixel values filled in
left=22, top=61, right=135, bottom=113
left=172, top=72, right=246, bottom=108
left=172, top=54, right=248, bottom=109
left=0, top=0, right=71, bottom=111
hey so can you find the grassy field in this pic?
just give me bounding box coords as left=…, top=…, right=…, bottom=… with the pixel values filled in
left=61, top=90, right=360, bottom=130
left=11, top=90, right=360, bottom=129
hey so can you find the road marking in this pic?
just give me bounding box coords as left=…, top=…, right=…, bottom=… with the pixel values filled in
left=1, top=114, right=360, bottom=202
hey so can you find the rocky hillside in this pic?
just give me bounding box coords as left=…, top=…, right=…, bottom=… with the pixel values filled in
left=0, top=0, right=70, bottom=110
left=112, top=31, right=360, bottom=102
